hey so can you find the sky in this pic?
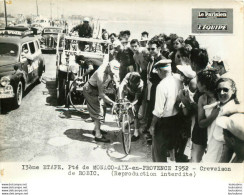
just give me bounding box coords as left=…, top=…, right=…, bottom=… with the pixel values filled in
left=1, top=0, right=244, bottom=93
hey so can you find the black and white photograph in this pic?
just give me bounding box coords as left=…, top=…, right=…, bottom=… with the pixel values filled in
left=0, top=0, right=244, bottom=194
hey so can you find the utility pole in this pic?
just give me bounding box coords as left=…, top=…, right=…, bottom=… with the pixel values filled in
left=4, top=0, right=8, bottom=27
left=36, top=0, right=39, bottom=16
left=50, top=0, right=53, bottom=20
left=57, top=0, right=58, bottom=19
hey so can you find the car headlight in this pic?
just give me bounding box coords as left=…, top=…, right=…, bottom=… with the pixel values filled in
left=69, top=64, right=79, bottom=74
left=0, top=76, right=10, bottom=87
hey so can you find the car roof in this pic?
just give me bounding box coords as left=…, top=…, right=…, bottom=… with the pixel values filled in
left=0, top=35, right=39, bottom=45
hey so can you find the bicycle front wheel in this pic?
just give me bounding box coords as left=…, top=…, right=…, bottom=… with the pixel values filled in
left=122, top=114, right=131, bottom=154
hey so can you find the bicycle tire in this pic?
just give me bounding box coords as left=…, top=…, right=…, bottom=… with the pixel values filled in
left=122, top=114, right=131, bottom=154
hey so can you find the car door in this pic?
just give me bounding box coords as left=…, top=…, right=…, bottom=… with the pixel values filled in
left=20, top=43, right=33, bottom=84
left=34, top=40, right=43, bottom=78
left=28, top=41, right=39, bottom=82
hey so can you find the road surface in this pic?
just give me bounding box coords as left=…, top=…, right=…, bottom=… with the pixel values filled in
left=0, top=54, right=152, bottom=162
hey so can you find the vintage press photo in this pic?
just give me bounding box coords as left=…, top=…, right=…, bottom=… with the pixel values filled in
left=0, top=0, right=244, bottom=194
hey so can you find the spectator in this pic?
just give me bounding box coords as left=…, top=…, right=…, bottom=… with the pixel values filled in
left=211, top=56, right=227, bottom=76
left=216, top=113, right=244, bottom=163
left=130, top=39, right=150, bottom=127
left=149, top=60, right=183, bottom=162
left=117, top=37, right=135, bottom=81
left=123, top=30, right=131, bottom=42
left=190, top=48, right=209, bottom=72
left=175, top=65, right=197, bottom=161
left=170, top=37, right=185, bottom=73
left=140, top=31, right=149, bottom=47
left=143, top=39, right=166, bottom=143
left=197, top=70, right=219, bottom=162
left=188, top=48, right=210, bottom=162
left=101, top=31, right=109, bottom=53
left=108, top=33, right=121, bottom=61
left=175, top=44, right=192, bottom=65
left=185, top=35, right=199, bottom=49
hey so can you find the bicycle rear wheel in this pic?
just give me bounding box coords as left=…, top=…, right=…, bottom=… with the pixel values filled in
left=122, top=114, right=131, bottom=154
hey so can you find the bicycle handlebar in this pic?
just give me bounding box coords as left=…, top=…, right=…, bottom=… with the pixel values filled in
left=111, top=100, right=138, bottom=115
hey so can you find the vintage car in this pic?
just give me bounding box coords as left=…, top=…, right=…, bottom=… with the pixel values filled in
left=40, top=27, right=65, bottom=54
left=56, top=34, right=110, bottom=106
left=30, top=23, right=43, bottom=36
left=32, top=18, right=50, bottom=28
left=0, top=27, right=45, bottom=108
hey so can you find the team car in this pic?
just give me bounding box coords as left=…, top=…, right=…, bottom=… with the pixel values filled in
left=40, top=27, right=66, bottom=53
left=56, top=34, right=110, bottom=106
left=0, top=27, right=45, bottom=108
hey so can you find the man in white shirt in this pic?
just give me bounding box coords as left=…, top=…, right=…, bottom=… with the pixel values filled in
left=149, top=60, right=183, bottom=162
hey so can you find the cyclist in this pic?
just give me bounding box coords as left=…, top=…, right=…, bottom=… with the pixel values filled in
left=118, top=72, right=144, bottom=141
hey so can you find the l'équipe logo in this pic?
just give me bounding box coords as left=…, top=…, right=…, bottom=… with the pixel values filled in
left=192, top=9, right=233, bottom=34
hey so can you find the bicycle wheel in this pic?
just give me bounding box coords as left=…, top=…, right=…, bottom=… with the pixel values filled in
left=122, top=113, right=131, bottom=154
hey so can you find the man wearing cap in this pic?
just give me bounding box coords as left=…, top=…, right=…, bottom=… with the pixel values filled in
left=140, top=31, right=149, bottom=47
left=149, top=60, right=183, bottom=162
left=70, top=17, right=93, bottom=51
left=118, top=72, right=144, bottom=141
left=83, top=62, right=118, bottom=143
left=216, top=113, right=244, bottom=163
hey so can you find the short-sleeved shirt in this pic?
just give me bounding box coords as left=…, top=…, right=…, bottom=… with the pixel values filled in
left=153, top=74, right=183, bottom=118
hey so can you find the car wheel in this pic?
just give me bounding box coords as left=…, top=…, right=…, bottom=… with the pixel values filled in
left=13, top=81, right=23, bottom=108
left=57, top=77, right=65, bottom=106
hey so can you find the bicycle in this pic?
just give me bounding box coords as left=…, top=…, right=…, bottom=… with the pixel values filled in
left=112, top=98, right=137, bottom=154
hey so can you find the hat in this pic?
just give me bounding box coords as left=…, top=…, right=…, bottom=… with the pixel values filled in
left=177, top=65, right=196, bottom=79
left=216, top=113, right=244, bottom=141
left=127, top=72, right=141, bottom=93
left=83, top=17, right=90, bottom=22
left=153, top=59, right=172, bottom=69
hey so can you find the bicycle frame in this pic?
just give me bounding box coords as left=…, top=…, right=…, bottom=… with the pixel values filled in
left=112, top=99, right=138, bottom=154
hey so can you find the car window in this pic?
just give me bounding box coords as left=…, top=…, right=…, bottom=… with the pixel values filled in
left=0, top=43, right=18, bottom=57
left=22, top=43, right=28, bottom=50
left=28, top=42, right=36, bottom=54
